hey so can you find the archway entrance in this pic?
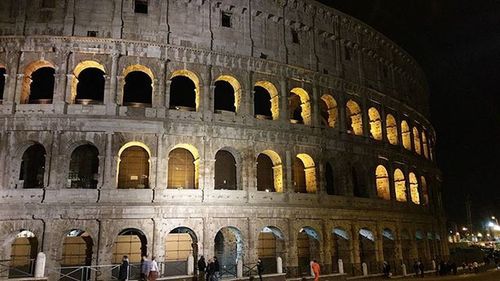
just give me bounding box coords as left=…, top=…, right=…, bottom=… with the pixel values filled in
left=332, top=228, right=351, bottom=273
left=60, top=230, right=93, bottom=281
left=297, top=227, right=320, bottom=276
left=214, top=227, right=243, bottom=277
left=165, top=227, right=197, bottom=276
left=257, top=227, right=285, bottom=274
left=9, top=230, right=38, bottom=278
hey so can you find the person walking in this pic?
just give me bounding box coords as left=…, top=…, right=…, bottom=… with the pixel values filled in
left=382, top=261, right=391, bottom=278
left=311, top=260, right=320, bottom=281
left=198, top=256, right=207, bottom=281
left=418, top=260, right=424, bottom=278
left=141, top=255, right=150, bottom=281
left=413, top=261, right=419, bottom=277
left=148, top=256, right=158, bottom=281
left=118, top=255, right=129, bottom=281
left=206, top=259, right=215, bottom=281
left=256, top=258, right=264, bottom=281
left=213, top=257, right=220, bottom=280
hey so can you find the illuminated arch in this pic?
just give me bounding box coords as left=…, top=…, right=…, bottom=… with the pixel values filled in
left=422, top=130, right=429, bottom=159
left=394, top=169, right=407, bottom=202
left=168, top=144, right=200, bottom=189
left=257, top=150, right=283, bottom=192
left=413, top=127, right=421, bottom=155
left=122, top=64, right=154, bottom=106
left=21, top=60, right=55, bottom=104
left=117, top=142, right=151, bottom=189
left=320, top=94, right=338, bottom=128
left=171, top=69, right=200, bottom=111
left=386, top=114, right=398, bottom=145
left=215, top=75, right=242, bottom=113
left=289, top=88, right=311, bottom=126
left=255, top=81, right=279, bottom=120
left=368, top=107, right=382, bottom=140
left=294, top=154, right=317, bottom=193
left=258, top=226, right=285, bottom=271
left=61, top=230, right=93, bottom=266
left=375, top=165, right=390, bottom=200
left=346, top=100, right=363, bottom=136
left=113, top=228, right=147, bottom=263
left=401, top=121, right=411, bottom=150
left=71, top=60, right=106, bottom=104
left=409, top=172, right=420, bottom=204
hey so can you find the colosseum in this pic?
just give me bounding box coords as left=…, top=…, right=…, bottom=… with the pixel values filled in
left=0, top=0, right=447, bottom=280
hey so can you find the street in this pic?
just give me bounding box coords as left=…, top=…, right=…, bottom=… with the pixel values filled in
left=368, top=270, right=500, bottom=281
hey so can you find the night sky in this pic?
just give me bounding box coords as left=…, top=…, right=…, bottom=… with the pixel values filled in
left=320, top=0, right=500, bottom=229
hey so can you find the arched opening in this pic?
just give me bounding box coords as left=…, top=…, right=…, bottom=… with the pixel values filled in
left=368, top=107, right=382, bottom=140
left=293, top=154, right=316, bottom=193
left=415, top=231, right=426, bottom=261
left=165, top=227, right=198, bottom=276
left=413, top=127, right=421, bottom=155
left=386, top=114, right=398, bottom=145
left=61, top=230, right=93, bottom=280
left=401, top=121, right=411, bottom=150
left=409, top=172, right=420, bottom=204
left=297, top=227, right=320, bottom=276
left=9, top=230, right=38, bottom=278
left=29, top=67, right=56, bottom=104
left=72, top=61, right=105, bottom=104
left=112, top=228, right=147, bottom=279
left=382, top=229, right=396, bottom=267
left=352, top=165, right=369, bottom=198
left=427, top=233, right=436, bottom=261
left=289, top=88, right=311, bottom=125
left=421, top=176, right=429, bottom=205
left=320, top=94, right=338, bottom=128
left=358, top=228, right=377, bottom=273
left=0, top=67, right=6, bottom=103
left=375, top=165, right=390, bottom=200
left=214, top=76, right=240, bottom=113
left=19, top=144, right=46, bottom=189
left=256, top=151, right=283, bottom=192
left=400, top=230, right=412, bottom=266
left=214, top=227, right=244, bottom=277
left=215, top=150, right=237, bottom=190
left=254, top=81, right=279, bottom=120
left=325, top=161, right=335, bottom=195
left=168, top=147, right=198, bottom=189
left=117, top=145, right=150, bottom=189
left=258, top=227, right=285, bottom=274
left=394, top=169, right=407, bottom=202
left=170, top=70, right=199, bottom=111
left=422, top=131, right=429, bottom=159
left=435, top=234, right=442, bottom=260
left=68, top=144, right=99, bottom=189
left=332, top=228, right=351, bottom=273
left=123, top=71, right=153, bottom=107
left=346, top=100, right=363, bottom=136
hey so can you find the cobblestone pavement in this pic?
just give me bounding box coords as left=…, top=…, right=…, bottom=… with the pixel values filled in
left=361, top=270, right=500, bottom=281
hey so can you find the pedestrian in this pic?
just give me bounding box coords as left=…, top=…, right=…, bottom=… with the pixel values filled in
left=472, top=261, right=479, bottom=273
left=418, top=260, right=424, bottom=278
left=206, top=259, right=215, bottom=281
left=311, top=260, right=320, bottom=281
left=382, top=261, right=391, bottom=278
left=213, top=257, right=220, bottom=280
left=256, top=258, right=264, bottom=281
left=413, top=261, right=419, bottom=277
left=451, top=262, right=457, bottom=275
left=118, top=255, right=129, bottom=281
left=141, top=255, right=150, bottom=281
left=148, top=256, right=158, bottom=281
left=198, top=256, right=207, bottom=281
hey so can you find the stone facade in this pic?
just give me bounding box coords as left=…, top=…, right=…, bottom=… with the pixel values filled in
left=0, top=0, right=446, bottom=280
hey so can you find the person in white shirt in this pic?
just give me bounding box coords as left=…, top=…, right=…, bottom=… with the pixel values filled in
left=148, top=256, right=158, bottom=281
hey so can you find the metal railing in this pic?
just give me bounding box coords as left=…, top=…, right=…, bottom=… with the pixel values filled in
left=52, top=264, right=120, bottom=281
left=0, top=259, right=35, bottom=278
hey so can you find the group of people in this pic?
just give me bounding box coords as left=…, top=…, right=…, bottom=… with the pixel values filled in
left=117, top=255, right=159, bottom=281
left=197, top=256, right=221, bottom=281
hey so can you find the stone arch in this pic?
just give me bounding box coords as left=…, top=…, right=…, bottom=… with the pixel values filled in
left=421, top=130, right=429, bottom=159
left=346, top=100, right=363, bottom=136
left=19, top=143, right=46, bottom=189
left=258, top=226, right=285, bottom=274
left=122, top=64, right=154, bottom=107
left=214, top=149, right=238, bottom=190
left=320, top=94, right=338, bottom=128
left=394, top=169, right=407, bottom=202
left=71, top=60, right=106, bottom=104
left=214, top=75, right=241, bottom=113
left=254, top=81, right=279, bottom=120
left=164, top=227, right=198, bottom=276
left=415, top=230, right=426, bottom=261
left=382, top=228, right=396, bottom=264
left=409, top=172, right=420, bottom=204
left=368, top=107, right=382, bottom=140
left=9, top=230, right=38, bottom=278
left=413, top=127, right=421, bottom=155
left=375, top=165, right=390, bottom=200
left=400, top=229, right=412, bottom=264
left=297, top=226, right=321, bottom=276
left=112, top=228, right=148, bottom=264
left=214, top=226, right=244, bottom=276
left=332, top=227, right=351, bottom=272
left=358, top=228, right=377, bottom=267
left=167, top=144, right=200, bottom=189
left=401, top=121, right=411, bottom=150
left=289, top=88, right=311, bottom=125
left=68, top=144, right=99, bottom=189
left=60, top=229, right=93, bottom=267
left=386, top=114, right=398, bottom=145
left=21, top=60, right=55, bottom=104
left=117, top=142, right=151, bottom=189
left=256, top=150, right=283, bottom=192
left=293, top=154, right=317, bottom=193
left=170, top=69, right=200, bottom=111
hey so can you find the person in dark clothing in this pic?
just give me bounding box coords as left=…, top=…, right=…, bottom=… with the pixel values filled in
left=257, top=258, right=264, bottom=281
left=118, top=255, right=129, bottom=281
left=418, top=260, right=424, bottom=278
left=213, top=257, right=220, bottom=280
left=206, top=259, right=215, bottom=281
left=413, top=261, right=419, bottom=276
left=382, top=261, right=390, bottom=278
left=198, top=256, right=207, bottom=281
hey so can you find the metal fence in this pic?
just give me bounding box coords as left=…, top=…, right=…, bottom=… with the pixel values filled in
left=0, top=259, right=35, bottom=278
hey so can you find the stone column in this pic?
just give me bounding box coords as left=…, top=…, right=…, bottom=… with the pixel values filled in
left=111, top=0, right=123, bottom=39
left=106, top=53, right=119, bottom=114
left=338, top=93, right=347, bottom=134
left=286, top=220, right=299, bottom=277
left=46, top=131, right=61, bottom=190
left=322, top=221, right=333, bottom=273
left=351, top=225, right=360, bottom=265
left=375, top=224, right=384, bottom=263
left=361, top=98, right=370, bottom=139
left=102, top=133, right=114, bottom=190
left=311, top=83, right=320, bottom=128
left=279, top=77, right=288, bottom=124
left=246, top=72, right=254, bottom=118
left=285, top=150, right=292, bottom=193
left=63, top=0, right=75, bottom=35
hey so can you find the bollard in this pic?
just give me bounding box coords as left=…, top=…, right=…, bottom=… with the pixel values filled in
left=187, top=254, right=194, bottom=275
left=338, top=259, right=344, bottom=274
left=362, top=262, right=368, bottom=276
left=237, top=259, right=243, bottom=278
left=401, top=263, right=407, bottom=276
left=432, top=260, right=436, bottom=270
left=34, top=252, right=46, bottom=278
left=310, top=261, right=314, bottom=276
left=276, top=257, right=283, bottom=274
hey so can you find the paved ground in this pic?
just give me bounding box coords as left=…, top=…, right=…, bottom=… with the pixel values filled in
left=369, top=270, right=500, bottom=281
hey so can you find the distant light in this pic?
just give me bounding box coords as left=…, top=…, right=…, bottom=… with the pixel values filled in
left=477, top=232, right=483, bottom=237
left=265, top=189, right=270, bottom=192
left=492, top=216, right=496, bottom=220
left=462, top=227, right=468, bottom=231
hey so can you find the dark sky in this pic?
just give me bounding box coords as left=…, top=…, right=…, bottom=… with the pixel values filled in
left=320, top=0, right=500, bottom=229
